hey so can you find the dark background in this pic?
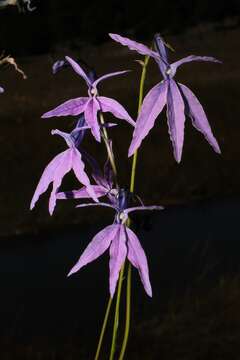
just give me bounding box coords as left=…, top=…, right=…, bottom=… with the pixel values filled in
left=0, top=1, right=240, bottom=359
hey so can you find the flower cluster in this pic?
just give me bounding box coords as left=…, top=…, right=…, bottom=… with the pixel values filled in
left=31, top=34, right=221, bottom=298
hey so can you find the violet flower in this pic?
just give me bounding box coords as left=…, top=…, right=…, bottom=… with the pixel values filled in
left=42, top=56, right=135, bottom=142
left=68, top=189, right=163, bottom=297
left=109, top=33, right=221, bottom=162
left=30, top=123, right=99, bottom=215
left=57, top=143, right=117, bottom=203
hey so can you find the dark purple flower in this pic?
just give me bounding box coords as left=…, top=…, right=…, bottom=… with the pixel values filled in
left=42, top=56, right=135, bottom=142
left=109, top=33, right=221, bottom=162
left=68, top=189, right=163, bottom=297
left=30, top=125, right=99, bottom=215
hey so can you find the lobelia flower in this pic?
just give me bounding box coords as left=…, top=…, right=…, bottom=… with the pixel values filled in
left=42, top=56, right=135, bottom=142
left=30, top=120, right=99, bottom=215
left=109, top=33, right=221, bottom=162
left=68, top=188, right=163, bottom=297
left=57, top=143, right=117, bottom=203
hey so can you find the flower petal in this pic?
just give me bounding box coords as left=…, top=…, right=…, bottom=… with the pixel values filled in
left=98, top=96, right=135, bottom=127
left=109, top=33, right=159, bottom=59
left=154, top=33, right=169, bottom=78
left=92, top=70, right=130, bottom=88
left=126, top=227, right=152, bottom=297
left=65, top=56, right=92, bottom=87
left=167, top=79, right=185, bottom=163
left=49, top=150, right=73, bottom=214
left=128, top=81, right=168, bottom=157
left=57, top=185, right=108, bottom=200
left=30, top=150, right=70, bottom=211
left=124, top=205, right=164, bottom=215
left=42, top=98, right=89, bottom=118
left=72, top=148, right=99, bottom=202
left=84, top=98, right=101, bottom=142
left=76, top=202, right=115, bottom=210
left=109, top=224, right=127, bottom=297
left=0, top=86, right=4, bottom=94
left=179, top=83, right=221, bottom=154
left=170, top=55, right=221, bottom=76
left=68, top=224, right=119, bottom=276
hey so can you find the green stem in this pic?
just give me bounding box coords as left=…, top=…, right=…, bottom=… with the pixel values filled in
left=118, top=53, right=150, bottom=360
left=94, top=52, right=150, bottom=360
left=94, top=113, right=119, bottom=360
left=109, top=262, right=126, bottom=360
left=94, top=296, right=113, bottom=360
left=99, top=113, right=118, bottom=179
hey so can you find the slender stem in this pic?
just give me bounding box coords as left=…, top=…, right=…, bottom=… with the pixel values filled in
left=94, top=296, right=113, bottom=360
left=94, top=52, right=150, bottom=360
left=93, top=112, right=119, bottom=360
left=118, top=53, right=150, bottom=360
left=99, top=113, right=118, bottom=179
left=109, top=262, right=126, bottom=360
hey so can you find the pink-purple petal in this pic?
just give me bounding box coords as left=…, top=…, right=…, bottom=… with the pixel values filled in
left=109, top=224, right=127, bottom=297
left=124, top=205, right=164, bottom=215
left=65, top=56, right=92, bottom=87
left=167, top=79, right=185, bottom=163
left=84, top=98, right=101, bottom=142
left=68, top=224, right=119, bottom=276
left=72, top=148, right=98, bottom=202
left=128, top=81, right=168, bottom=157
left=179, top=83, right=221, bottom=154
left=98, top=96, right=135, bottom=127
left=49, top=150, right=73, bottom=215
left=170, top=55, right=221, bottom=75
left=42, top=97, right=89, bottom=118
left=57, top=185, right=108, bottom=200
left=92, top=70, right=130, bottom=88
left=30, top=150, right=70, bottom=211
left=109, top=33, right=159, bottom=59
left=126, top=227, right=152, bottom=297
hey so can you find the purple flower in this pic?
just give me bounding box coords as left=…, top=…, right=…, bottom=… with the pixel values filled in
left=30, top=124, right=99, bottom=215
left=68, top=189, right=163, bottom=297
left=109, top=33, right=221, bottom=162
left=0, top=86, right=4, bottom=94
left=57, top=140, right=117, bottom=202
left=42, top=56, right=135, bottom=142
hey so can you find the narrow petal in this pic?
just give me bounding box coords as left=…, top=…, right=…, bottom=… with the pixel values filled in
left=92, top=70, right=130, bottom=88
left=98, top=96, right=135, bottom=127
left=109, top=33, right=159, bottom=59
left=30, top=150, right=69, bottom=211
left=109, top=225, right=127, bottom=297
left=71, top=148, right=99, bottom=202
left=154, top=33, right=169, bottom=78
left=126, top=227, right=152, bottom=297
left=65, top=56, right=92, bottom=87
left=179, top=83, right=221, bottom=154
left=128, top=81, right=168, bottom=157
left=76, top=202, right=115, bottom=210
left=68, top=225, right=119, bottom=276
left=84, top=98, right=101, bottom=142
left=170, top=55, right=221, bottom=76
left=57, top=185, right=108, bottom=200
left=49, top=150, right=73, bottom=214
left=167, top=79, right=185, bottom=163
left=124, top=205, right=164, bottom=215
left=42, top=98, right=89, bottom=118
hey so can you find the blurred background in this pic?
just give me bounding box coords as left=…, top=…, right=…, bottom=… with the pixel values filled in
left=0, top=1, right=240, bottom=359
